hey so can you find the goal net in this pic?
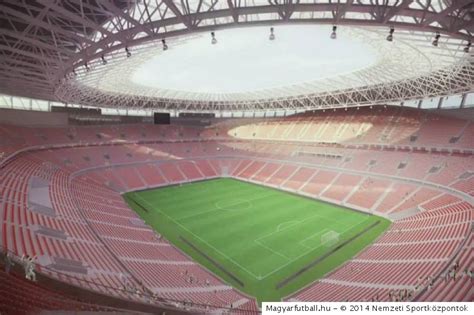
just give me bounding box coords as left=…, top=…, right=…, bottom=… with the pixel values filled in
left=321, top=230, right=340, bottom=247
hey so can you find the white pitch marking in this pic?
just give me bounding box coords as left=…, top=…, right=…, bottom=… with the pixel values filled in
left=258, top=216, right=373, bottom=279
left=133, top=194, right=262, bottom=279
left=276, top=221, right=299, bottom=231
left=298, top=228, right=329, bottom=248
left=134, top=190, right=374, bottom=282
left=254, top=239, right=291, bottom=261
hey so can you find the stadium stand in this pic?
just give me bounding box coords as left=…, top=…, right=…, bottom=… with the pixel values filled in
left=1, top=107, right=472, bottom=312
left=1, top=0, right=473, bottom=312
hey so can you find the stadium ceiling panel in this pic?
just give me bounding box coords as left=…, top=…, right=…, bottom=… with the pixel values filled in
left=0, top=0, right=473, bottom=112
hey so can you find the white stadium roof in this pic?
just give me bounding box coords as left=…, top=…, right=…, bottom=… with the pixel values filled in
left=1, top=0, right=473, bottom=112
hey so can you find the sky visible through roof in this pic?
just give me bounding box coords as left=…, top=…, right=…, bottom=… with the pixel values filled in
left=131, top=25, right=378, bottom=94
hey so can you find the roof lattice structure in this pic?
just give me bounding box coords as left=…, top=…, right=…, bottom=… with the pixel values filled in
left=0, top=0, right=473, bottom=112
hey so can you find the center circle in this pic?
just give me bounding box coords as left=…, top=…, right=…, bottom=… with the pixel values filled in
left=215, top=198, right=251, bottom=211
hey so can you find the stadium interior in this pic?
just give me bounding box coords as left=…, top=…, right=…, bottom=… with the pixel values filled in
left=0, top=0, right=473, bottom=314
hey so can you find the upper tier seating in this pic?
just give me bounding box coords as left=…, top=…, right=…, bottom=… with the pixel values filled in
left=215, top=107, right=474, bottom=150
left=0, top=108, right=472, bottom=310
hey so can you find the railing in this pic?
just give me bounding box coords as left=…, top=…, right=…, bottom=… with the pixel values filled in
left=0, top=250, right=150, bottom=314
left=0, top=245, right=260, bottom=314
left=412, top=224, right=473, bottom=302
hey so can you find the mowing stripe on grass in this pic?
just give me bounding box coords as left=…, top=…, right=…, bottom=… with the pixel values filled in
left=123, top=178, right=391, bottom=303
left=256, top=216, right=372, bottom=280
left=132, top=192, right=262, bottom=279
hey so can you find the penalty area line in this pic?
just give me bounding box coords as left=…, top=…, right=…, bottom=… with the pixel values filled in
left=254, top=239, right=292, bottom=261
left=258, top=217, right=374, bottom=280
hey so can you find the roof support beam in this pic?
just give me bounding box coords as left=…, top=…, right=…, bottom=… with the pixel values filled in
left=227, top=0, right=239, bottom=23
left=383, top=0, right=414, bottom=23
left=422, top=0, right=473, bottom=26
left=98, top=1, right=155, bottom=37
left=0, top=64, right=48, bottom=79
left=0, top=43, right=60, bottom=64
left=0, top=3, right=94, bottom=45
left=0, top=0, right=472, bottom=103
left=162, top=0, right=193, bottom=29
left=0, top=28, right=73, bottom=57
left=37, top=0, right=113, bottom=38
left=335, top=0, right=354, bottom=24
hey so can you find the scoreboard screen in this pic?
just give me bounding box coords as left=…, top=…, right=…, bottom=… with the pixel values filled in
left=153, top=112, right=170, bottom=124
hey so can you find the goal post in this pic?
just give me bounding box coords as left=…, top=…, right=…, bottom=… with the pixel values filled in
left=321, top=230, right=340, bottom=247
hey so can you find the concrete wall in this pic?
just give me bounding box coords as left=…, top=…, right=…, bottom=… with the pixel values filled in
left=0, top=108, right=68, bottom=126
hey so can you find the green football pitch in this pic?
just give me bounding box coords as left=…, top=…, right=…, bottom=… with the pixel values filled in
left=123, top=178, right=390, bottom=302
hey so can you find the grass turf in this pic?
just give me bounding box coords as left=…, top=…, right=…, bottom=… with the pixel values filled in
left=123, top=177, right=390, bottom=303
